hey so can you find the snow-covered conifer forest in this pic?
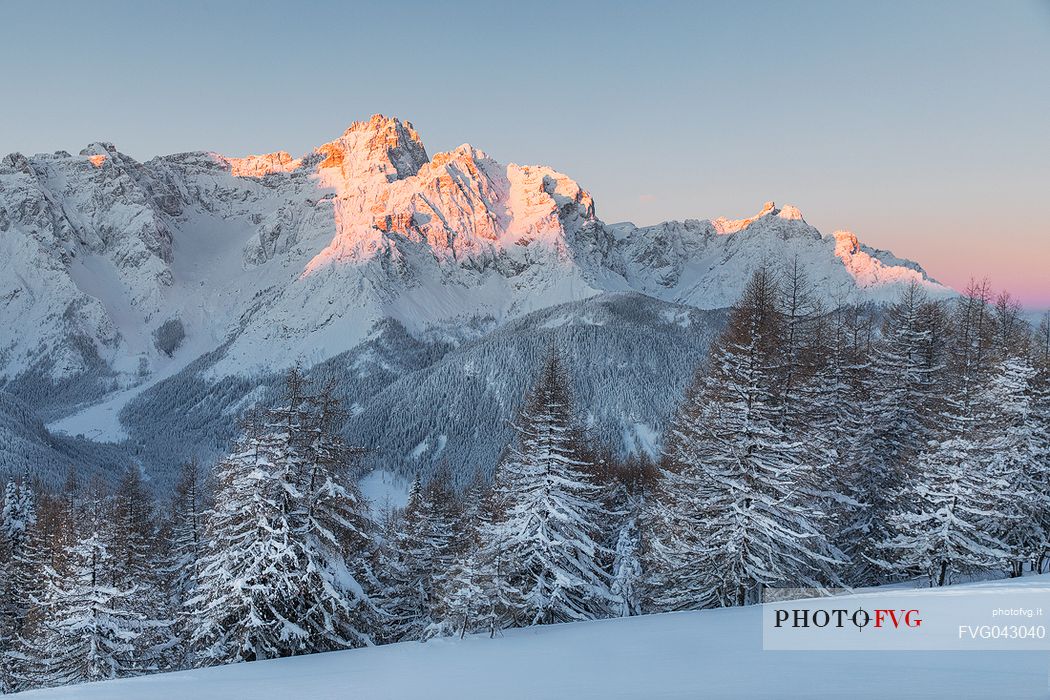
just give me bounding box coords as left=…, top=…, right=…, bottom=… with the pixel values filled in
left=1, top=271, right=1047, bottom=694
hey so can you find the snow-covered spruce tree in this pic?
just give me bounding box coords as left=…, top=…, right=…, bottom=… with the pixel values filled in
left=189, top=370, right=377, bottom=665
left=610, top=493, right=643, bottom=618
left=110, top=468, right=160, bottom=590
left=776, top=256, right=824, bottom=431
left=598, top=452, right=655, bottom=618
left=110, top=467, right=174, bottom=673
left=877, top=426, right=1013, bottom=586
left=855, top=282, right=948, bottom=581
left=482, top=352, right=614, bottom=626
left=639, top=388, right=719, bottom=613
left=0, top=485, right=12, bottom=693
left=803, top=305, right=874, bottom=585
left=161, top=459, right=204, bottom=668
left=640, top=438, right=710, bottom=612
left=985, top=356, right=1047, bottom=577
left=296, top=380, right=378, bottom=649
left=36, top=477, right=80, bottom=604
left=442, top=550, right=486, bottom=639
left=2, top=476, right=36, bottom=569
left=0, top=476, right=40, bottom=688
left=651, top=267, right=842, bottom=608
left=1, top=476, right=38, bottom=649
left=440, top=476, right=487, bottom=638
left=8, top=482, right=72, bottom=691
left=993, top=290, right=1030, bottom=359
left=875, top=285, right=1015, bottom=586
left=1034, top=312, right=1050, bottom=574
left=773, top=268, right=871, bottom=588
left=381, top=471, right=462, bottom=641
left=189, top=418, right=313, bottom=664
left=581, top=447, right=654, bottom=618
left=771, top=267, right=857, bottom=591
left=7, top=479, right=80, bottom=690
left=15, top=482, right=144, bottom=689
left=473, top=460, right=524, bottom=637
left=952, top=280, right=996, bottom=385
left=372, top=494, right=414, bottom=644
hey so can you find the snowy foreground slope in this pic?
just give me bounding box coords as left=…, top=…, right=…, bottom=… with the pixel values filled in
left=15, top=576, right=1050, bottom=700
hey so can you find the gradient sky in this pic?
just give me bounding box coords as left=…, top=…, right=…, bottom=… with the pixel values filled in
left=2, top=1, right=1048, bottom=307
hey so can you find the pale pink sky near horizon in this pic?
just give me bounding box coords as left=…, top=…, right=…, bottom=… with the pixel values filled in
left=1, top=1, right=1047, bottom=308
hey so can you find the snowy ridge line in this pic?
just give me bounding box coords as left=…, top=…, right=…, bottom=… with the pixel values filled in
left=1, top=115, right=951, bottom=391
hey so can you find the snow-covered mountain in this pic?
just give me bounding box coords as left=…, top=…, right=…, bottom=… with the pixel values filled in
left=0, top=115, right=953, bottom=484
left=1, top=115, right=950, bottom=385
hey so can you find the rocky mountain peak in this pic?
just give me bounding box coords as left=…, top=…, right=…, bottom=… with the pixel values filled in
left=430, top=143, right=491, bottom=168
left=712, top=200, right=805, bottom=234
left=226, top=150, right=302, bottom=178
left=80, top=142, right=119, bottom=157
left=314, top=114, right=429, bottom=184
left=833, top=230, right=861, bottom=256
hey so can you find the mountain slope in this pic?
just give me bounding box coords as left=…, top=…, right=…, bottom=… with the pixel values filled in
left=0, top=115, right=955, bottom=484
left=12, top=575, right=1049, bottom=700
left=109, top=294, right=722, bottom=488
left=1, top=115, right=951, bottom=388
left=340, top=293, right=725, bottom=483
left=0, top=391, right=130, bottom=483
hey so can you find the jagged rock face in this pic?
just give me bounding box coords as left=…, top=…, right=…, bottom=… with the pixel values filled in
left=314, top=114, right=429, bottom=183
left=0, top=114, right=951, bottom=390
left=605, top=202, right=949, bottom=310
left=0, top=144, right=177, bottom=380
left=226, top=151, right=302, bottom=178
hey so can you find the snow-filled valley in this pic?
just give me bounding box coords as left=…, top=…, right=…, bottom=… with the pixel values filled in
left=12, top=575, right=1050, bottom=700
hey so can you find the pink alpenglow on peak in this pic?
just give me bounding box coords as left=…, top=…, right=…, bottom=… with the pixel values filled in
left=299, top=137, right=597, bottom=277
left=712, top=201, right=804, bottom=234
left=222, top=115, right=428, bottom=183
left=833, top=230, right=862, bottom=257
left=227, top=151, right=303, bottom=178
left=79, top=142, right=119, bottom=164
left=832, top=229, right=940, bottom=291
left=0, top=114, right=964, bottom=382
left=314, top=114, right=429, bottom=186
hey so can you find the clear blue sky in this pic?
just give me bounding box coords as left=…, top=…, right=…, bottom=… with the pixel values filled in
left=2, top=0, right=1048, bottom=306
